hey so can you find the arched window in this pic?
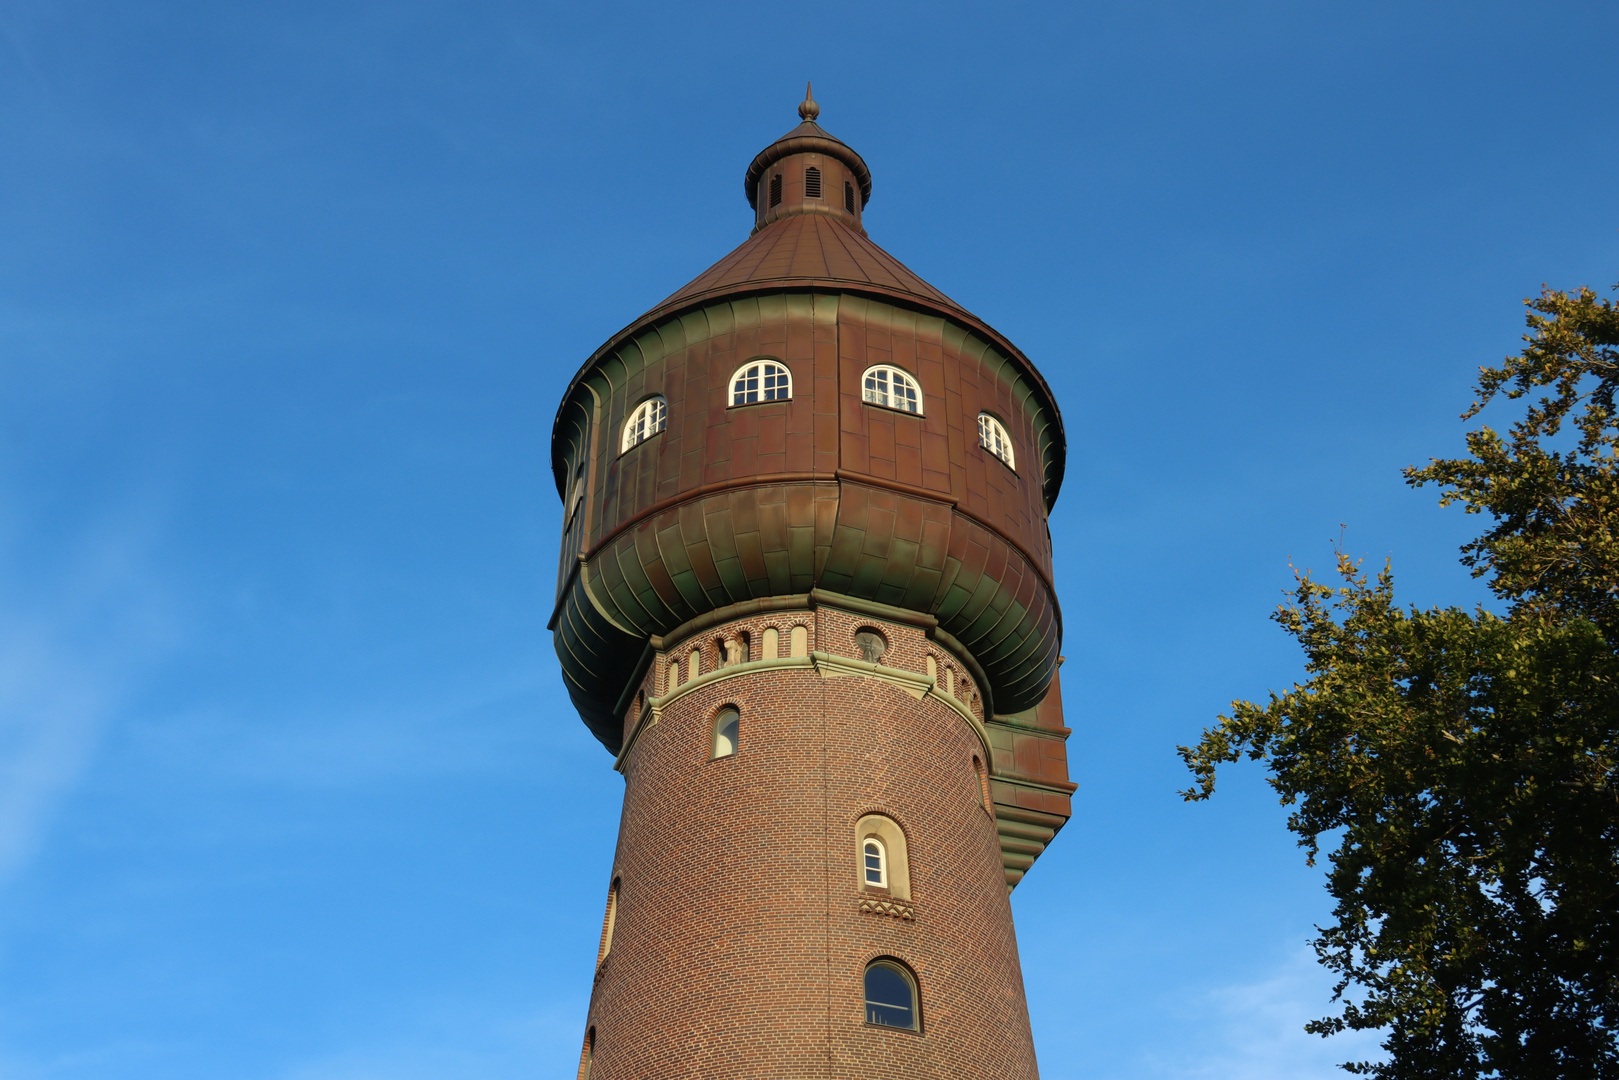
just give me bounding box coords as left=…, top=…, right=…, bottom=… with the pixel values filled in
left=977, top=412, right=1015, bottom=470
left=621, top=396, right=667, bottom=453
left=597, top=878, right=619, bottom=964
left=862, top=838, right=887, bottom=888
left=864, top=960, right=919, bottom=1030
left=730, top=360, right=791, bottom=405
left=804, top=165, right=822, bottom=199
left=844, top=180, right=856, bottom=213
left=565, top=463, right=586, bottom=525
left=712, top=706, right=739, bottom=758
left=862, top=365, right=923, bottom=415
left=577, top=1027, right=595, bottom=1080
left=769, top=173, right=782, bottom=208
left=973, top=755, right=992, bottom=816
left=856, top=814, right=910, bottom=898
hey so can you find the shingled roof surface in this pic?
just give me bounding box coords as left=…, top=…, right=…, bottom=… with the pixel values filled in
left=643, top=211, right=968, bottom=322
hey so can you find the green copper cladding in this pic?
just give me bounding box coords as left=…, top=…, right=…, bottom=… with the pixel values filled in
left=550, top=289, right=1066, bottom=753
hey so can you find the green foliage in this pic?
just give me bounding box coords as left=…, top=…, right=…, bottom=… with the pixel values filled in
left=1182, top=284, right=1619, bottom=1078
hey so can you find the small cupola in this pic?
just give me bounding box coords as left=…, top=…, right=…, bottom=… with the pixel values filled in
left=744, top=84, right=872, bottom=235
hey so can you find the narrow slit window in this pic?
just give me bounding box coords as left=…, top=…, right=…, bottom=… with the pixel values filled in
left=977, top=413, right=1016, bottom=470
left=620, top=396, right=668, bottom=453
left=844, top=180, right=856, bottom=213
left=863, top=839, right=887, bottom=887
left=861, top=365, right=923, bottom=415
left=712, top=706, right=739, bottom=758
left=804, top=166, right=822, bottom=199
left=578, top=1028, right=595, bottom=1080
left=730, top=360, right=792, bottom=405
left=864, top=961, right=919, bottom=1030
left=598, top=879, right=619, bottom=963
left=769, top=173, right=782, bottom=208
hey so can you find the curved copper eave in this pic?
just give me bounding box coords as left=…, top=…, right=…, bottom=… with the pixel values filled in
left=548, top=215, right=1068, bottom=507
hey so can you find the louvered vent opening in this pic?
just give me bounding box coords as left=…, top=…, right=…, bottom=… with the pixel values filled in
left=769, top=174, right=782, bottom=208
left=804, top=166, right=821, bottom=199
left=844, top=181, right=855, bottom=213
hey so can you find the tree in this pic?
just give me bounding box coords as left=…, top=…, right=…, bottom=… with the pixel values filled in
left=1180, top=283, right=1619, bottom=1078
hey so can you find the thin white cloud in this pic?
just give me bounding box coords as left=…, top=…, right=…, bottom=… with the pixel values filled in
left=1146, top=948, right=1382, bottom=1080
left=0, top=501, right=177, bottom=889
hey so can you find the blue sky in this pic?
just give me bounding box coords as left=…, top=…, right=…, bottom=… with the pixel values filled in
left=2, top=2, right=1616, bottom=1077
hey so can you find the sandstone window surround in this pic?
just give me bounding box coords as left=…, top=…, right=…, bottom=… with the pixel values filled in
left=619, top=395, right=667, bottom=453
left=973, top=755, right=993, bottom=816
left=856, top=814, right=909, bottom=900
left=596, top=878, right=619, bottom=965
left=577, top=1027, right=595, bottom=1080
left=861, top=364, right=923, bottom=415
left=728, top=359, right=792, bottom=406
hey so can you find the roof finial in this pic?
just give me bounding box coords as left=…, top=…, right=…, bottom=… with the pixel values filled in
left=798, top=81, right=819, bottom=122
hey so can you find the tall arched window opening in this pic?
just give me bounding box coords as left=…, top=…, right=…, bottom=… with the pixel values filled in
left=730, top=360, right=792, bottom=405
left=577, top=1028, right=595, bottom=1080
left=712, top=706, right=739, bottom=758
left=864, top=961, right=919, bottom=1030
left=621, top=396, right=667, bottom=453
left=804, top=165, right=822, bottom=199
left=597, top=878, right=620, bottom=964
left=973, top=755, right=992, bottom=816
left=844, top=180, right=856, bottom=213
left=769, top=173, right=782, bottom=208
left=977, top=412, right=1016, bottom=470
left=861, top=365, right=923, bottom=415
left=855, top=814, right=910, bottom=899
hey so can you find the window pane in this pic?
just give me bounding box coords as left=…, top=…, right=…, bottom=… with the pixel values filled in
left=864, top=965, right=914, bottom=1028
left=762, top=363, right=789, bottom=400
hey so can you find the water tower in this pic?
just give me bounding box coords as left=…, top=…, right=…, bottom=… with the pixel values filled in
left=551, top=88, right=1073, bottom=1078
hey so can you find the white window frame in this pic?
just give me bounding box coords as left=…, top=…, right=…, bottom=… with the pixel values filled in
left=861, top=365, right=923, bottom=415
left=977, top=412, right=1016, bottom=470
left=862, top=838, right=888, bottom=888
left=729, top=360, right=792, bottom=406
left=620, top=396, right=667, bottom=453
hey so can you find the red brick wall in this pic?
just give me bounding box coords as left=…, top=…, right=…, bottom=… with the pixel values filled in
left=585, top=610, right=1040, bottom=1079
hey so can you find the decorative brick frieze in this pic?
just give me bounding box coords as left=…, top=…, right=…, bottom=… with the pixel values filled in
left=858, top=897, right=916, bottom=920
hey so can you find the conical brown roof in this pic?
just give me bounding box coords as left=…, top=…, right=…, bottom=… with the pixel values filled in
left=641, top=211, right=970, bottom=324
